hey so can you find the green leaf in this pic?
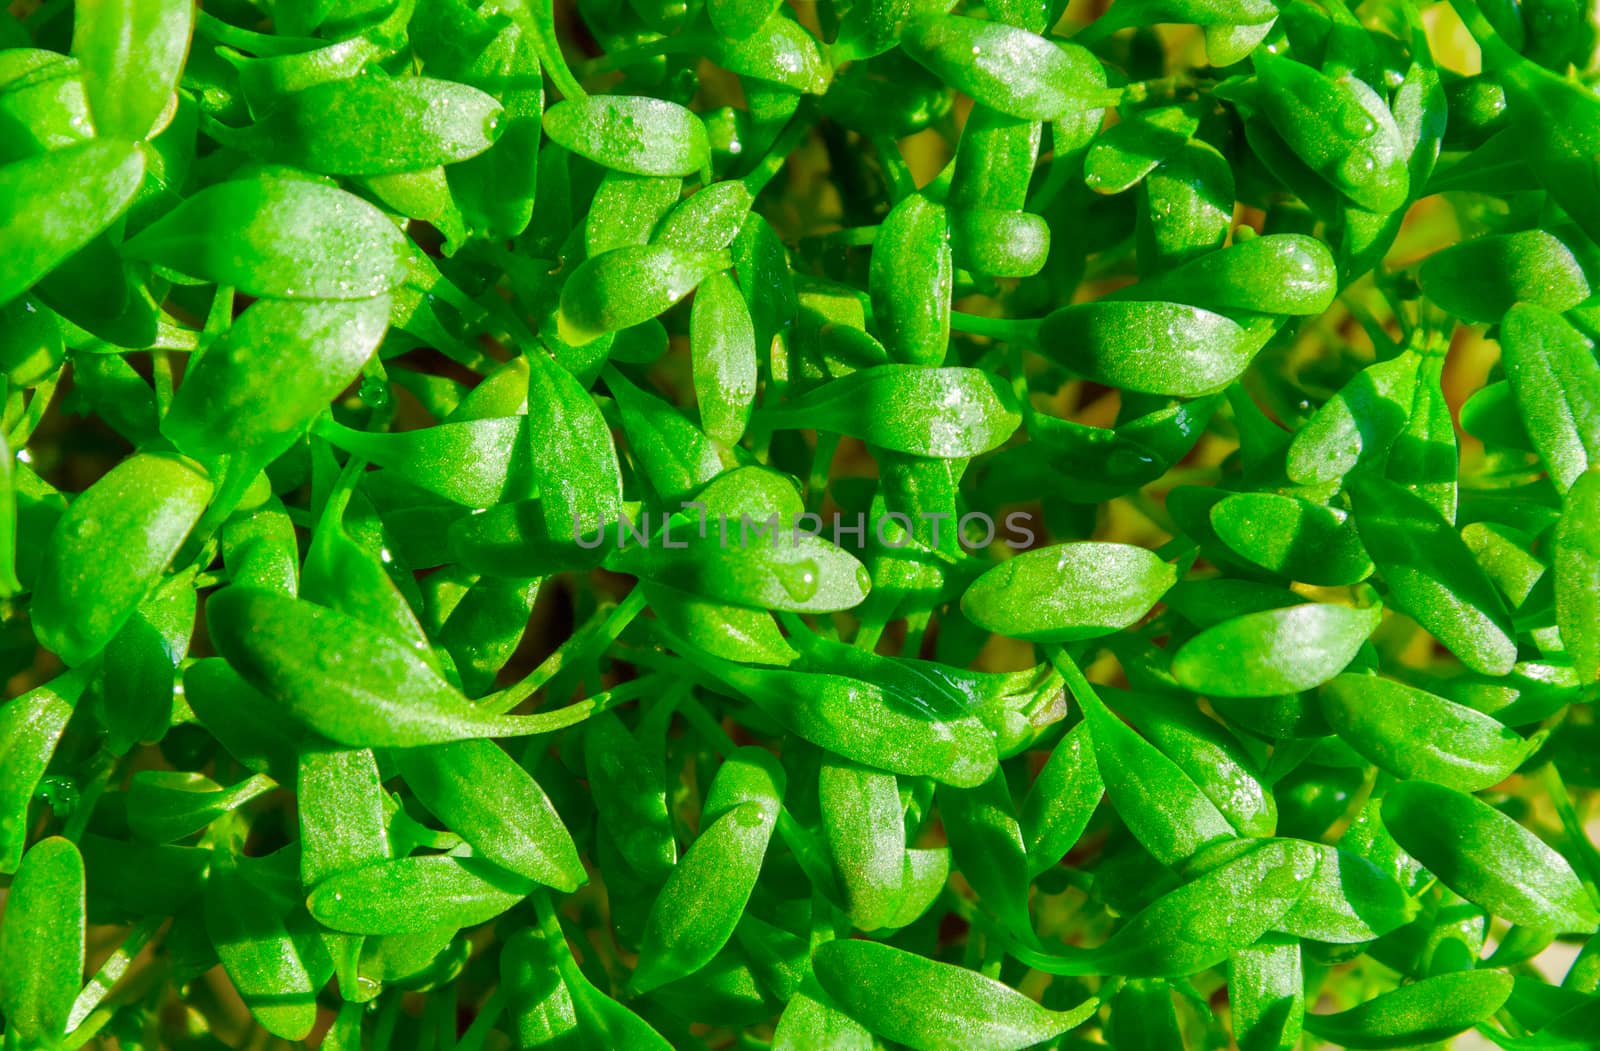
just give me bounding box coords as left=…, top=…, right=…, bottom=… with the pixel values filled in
left=1349, top=474, right=1518, bottom=676
left=962, top=542, right=1177, bottom=643
left=870, top=192, right=952, bottom=366
left=1383, top=780, right=1600, bottom=934
left=1419, top=229, right=1591, bottom=322
left=692, top=650, right=1000, bottom=787
left=1249, top=50, right=1410, bottom=213
left=1111, top=688, right=1277, bottom=838
left=708, top=16, right=830, bottom=94
left=1079, top=685, right=1236, bottom=866
left=706, top=0, right=782, bottom=39
left=1107, top=979, right=1183, bottom=1051
left=765, top=365, right=1022, bottom=457
left=0, top=837, right=85, bottom=1043
left=321, top=416, right=532, bottom=509
left=297, top=743, right=390, bottom=888
left=1039, top=301, right=1266, bottom=397
left=1496, top=57, right=1600, bottom=247
left=655, top=180, right=755, bottom=252
left=164, top=296, right=390, bottom=463
left=123, top=176, right=409, bottom=299
left=0, top=137, right=145, bottom=309
left=1230, top=936, right=1305, bottom=1051
left=1085, top=104, right=1199, bottom=195
left=1172, top=601, right=1380, bottom=697
left=542, top=95, right=710, bottom=176
left=1138, top=140, right=1234, bottom=271
left=1499, top=303, right=1600, bottom=493
left=1287, top=351, right=1420, bottom=485
left=33, top=452, right=212, bottom=666
left=96, top=566, right=197, bottom=752
left=900, top=15, right=1106, bottom=122
left=397, top=739, right=585, bottom=891
left=1275, top=842, right=1418, bottom=943
left=71, top=0, right=193, bottom=139
left=940, top=772, right=1032, bottom=940
left=606, top=364, right=737, bottom=501
left=1122, top=233, right=1337, bottom=316
left=1385, top=353, right=1458, bottom=522
left=609, top=522, right=871, bottom=614
left=582, top=708, right=677, bottom=882
left=586, top=172, right=681, bottom=255
left=1015, top=839, right=1318, bottom=977
left=126, top=770, right=276, bottom=844
left=1209, top=492, right=1372, bottom=585
left=308, top=855, right=531, bottom=934
left=559, top=244, right=729, bottom=344
left=206, top=587, right=595, bottom=747
left=1320, top=672, right=1532, bottom=791
left=1554, top=470, right=1600, bottom=684
left=1303, top=970, right=1514, bottom=1049
left=690, top=270, right=758, bottom=444
left=500, top=926, right=581, bottom=1049
left=204, top=852, right=322, bottom=1040
left=819, top=755, right=906, bottom=931
left=211, top=76, right=503, bottom=174
left=0, top=670, right=89, bottom=873
left=773, top=975, right=874, bottom=1051
left=632, top=748, right=784, bottom=992
left=813, top=939, right=1099, bottom=1051
left=1020, top=721, right=1102, bottom=877
left=182, top=658, right=302, bottom=782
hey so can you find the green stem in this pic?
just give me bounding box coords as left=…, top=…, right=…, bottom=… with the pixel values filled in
left=853, top=618, right=885, bottom=651
left=521, top=0, right=588, bottom=101
left=1541, top=763, right=1600, bottom=895
left=151, top=349, right=173, bottom=417
left=482, top=587, right=649, bottom=714
left=586, top=676, right=666, bottom=718
left=572, top=37, right=678, bottom=77
left=1008, top=343, right=1034, bottom=422
left=800, top=226, right=881, bottom=250
left=871, top=134, right=917, bottom=202
left=901, top=608, right=932, bottom=660
left=371, top=989, right=404, bottom=1051
left=1027, top=139, right=1077, bottom=214
left=743, top=105, right=818, bottom=197
left=807, top=431, right=840, bottom=514
left=949, top=311, right=1039, bottom=343
left=455, top=989, right=507, bottom=1051
left=1446, top=0, right=1524, bottom=71
left=66, top=916, right=164, bottom=1036
left=7, top=374, right=57, bottom=448
left=61, top=747, right=119, bottom=843
left=62, top=1007, right=114, bottom=1051
left=776, top=807, right=844, bottom=901
left=433, top=981, right=459, bottom=1051
left=315, top=447, right=369, bottom=534
left=678, top=693, right=739, bottom=755
left=1049, top=647, right=1104, bottom=712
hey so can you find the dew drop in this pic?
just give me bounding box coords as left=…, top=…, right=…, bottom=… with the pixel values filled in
left=777, top=560, right=819, bottom=602
left=360, top=375, right=391, bottom=408
left=1339, top=109, right=1376, bottom=138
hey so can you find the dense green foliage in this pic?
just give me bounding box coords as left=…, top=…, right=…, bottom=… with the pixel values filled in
left=2, top=0, right=1600, bottom=1048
